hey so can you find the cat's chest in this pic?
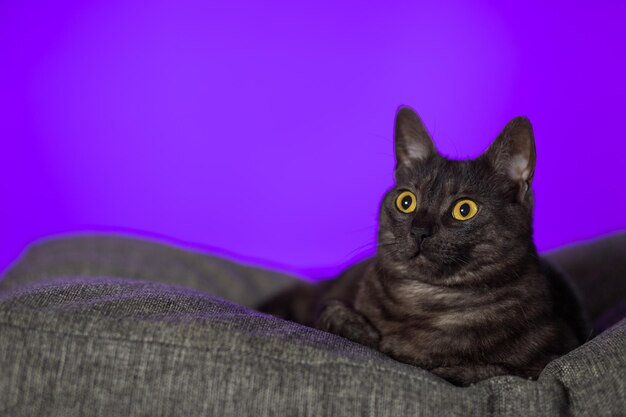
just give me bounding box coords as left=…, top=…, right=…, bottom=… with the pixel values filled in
left=354, top=278, right=523, bottom=367
left=356, top=277, right=475, bottom=323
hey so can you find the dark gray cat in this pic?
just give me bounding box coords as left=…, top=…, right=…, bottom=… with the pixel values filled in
left=260, top=107, right=590, bottom=386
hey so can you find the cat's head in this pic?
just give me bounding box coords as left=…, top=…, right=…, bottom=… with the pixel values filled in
left=377, top=106, right=537, bottom=286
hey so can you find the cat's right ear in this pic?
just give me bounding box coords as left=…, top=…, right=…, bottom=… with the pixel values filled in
left=394, top=106, right=436, bottom=171
left=484, top=116, right=536, bottom=201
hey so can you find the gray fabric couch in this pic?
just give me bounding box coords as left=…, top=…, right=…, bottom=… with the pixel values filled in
left=0, top=233, right=624, bottom=416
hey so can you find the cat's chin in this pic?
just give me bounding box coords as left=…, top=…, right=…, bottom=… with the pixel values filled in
left=378, top=248, right=469, bottom=284
left=379, top=253, right=430, bottom=278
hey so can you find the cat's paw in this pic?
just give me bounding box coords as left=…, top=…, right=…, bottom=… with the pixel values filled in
left=316, top=300, right=381, bottom=349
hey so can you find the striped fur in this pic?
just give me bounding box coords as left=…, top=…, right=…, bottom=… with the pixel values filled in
left=259, top=108, right=589, bottom=385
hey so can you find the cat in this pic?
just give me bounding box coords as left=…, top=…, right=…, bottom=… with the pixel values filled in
left=259, top=107, right=590, bottom=386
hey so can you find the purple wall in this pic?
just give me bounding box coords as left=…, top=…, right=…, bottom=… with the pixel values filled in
left=1, top=1, right=625, bottom=278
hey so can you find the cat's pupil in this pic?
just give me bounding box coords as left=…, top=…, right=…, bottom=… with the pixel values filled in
left=460, top=203, right=470, bottom=217
left=402, top=196, right=412, bottom=209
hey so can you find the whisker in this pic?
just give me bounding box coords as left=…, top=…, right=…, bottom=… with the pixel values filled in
left=348, top=225, right=378, bottom=233
left=346, top=241, right=377, bottom=257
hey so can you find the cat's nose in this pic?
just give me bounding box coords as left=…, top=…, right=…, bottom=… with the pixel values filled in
left=411, top=227, right=432, bottom=246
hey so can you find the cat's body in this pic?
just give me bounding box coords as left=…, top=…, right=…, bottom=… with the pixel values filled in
left=260, top=107, right=590, bottom=386
left=263, top=256, right=588, bottom=385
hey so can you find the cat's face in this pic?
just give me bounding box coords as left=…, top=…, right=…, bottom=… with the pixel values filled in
left=377, top=107, right=536, bottom=286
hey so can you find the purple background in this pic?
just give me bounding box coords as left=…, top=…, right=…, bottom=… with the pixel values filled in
left=1, top=1, right=625, bottom=278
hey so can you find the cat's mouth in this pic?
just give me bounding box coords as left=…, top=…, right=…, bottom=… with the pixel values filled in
left=408, top=237, right=430, bottom=259
left=407, top=240, right=459, bottom=268
left=408, top=247, right=422, bottom=259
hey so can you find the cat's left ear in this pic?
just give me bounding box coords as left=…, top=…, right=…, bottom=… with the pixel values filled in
left=394, top=106, right=436, bottom=170
left=485, top=116, right=536, bottom=200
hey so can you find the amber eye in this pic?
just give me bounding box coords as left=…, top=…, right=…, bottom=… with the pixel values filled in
left=395, top=191, right=417, bottom=213
left=452, top=199, right=478, bottom=221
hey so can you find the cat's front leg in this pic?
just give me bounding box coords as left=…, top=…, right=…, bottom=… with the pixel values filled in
left=316, top=300, right=381, bottom=349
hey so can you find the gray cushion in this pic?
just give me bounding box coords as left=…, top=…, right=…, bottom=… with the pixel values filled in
left=544, top=231, right=626, bottom=321
left=0, top=234, right=297, bottom=308
left=0, top=233, right=625, bottom=416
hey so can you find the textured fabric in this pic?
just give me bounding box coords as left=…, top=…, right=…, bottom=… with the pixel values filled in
left=0, top=233, right=625, bottom=416
left=544, top=231, right=626, bottom=321
left=0, top=234, right=297, bottom=308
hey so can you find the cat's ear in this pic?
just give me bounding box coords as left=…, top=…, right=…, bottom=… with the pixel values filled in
left=485, top=116, right=536, bottom=200
left=394, top=106, right=436, bottom=170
